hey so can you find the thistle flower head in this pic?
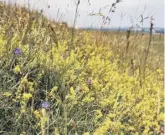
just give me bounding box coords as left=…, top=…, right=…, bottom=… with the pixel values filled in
left=41, top=101, right=50, bottom=109
left=13, top=48, right=22, bottom=55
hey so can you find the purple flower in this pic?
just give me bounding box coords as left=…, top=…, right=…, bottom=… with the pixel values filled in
left=41, top=101, right=50, bottom=109
left=13, top=48, right=22, bottom=55
left=87, top=78, right=92, bottom=86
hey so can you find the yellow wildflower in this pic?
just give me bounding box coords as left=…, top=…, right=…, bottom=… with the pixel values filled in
left=94, top=118, right=111, bottom=135
left=13, top=65, right=21, bottom=74
left=3, top=92, right=12, bottom=97
left=83, top=132, right=90, bottom=135
left=95, top=110, right=103, bottom=119
left=23, top=93, right=32, bottom=100
left=33, top=110, right=41, bottom=119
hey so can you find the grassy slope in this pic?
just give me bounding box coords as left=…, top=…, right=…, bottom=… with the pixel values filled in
left=0, top=2, right=164, bottom=135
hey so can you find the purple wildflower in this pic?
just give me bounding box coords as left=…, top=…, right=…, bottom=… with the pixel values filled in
left=87, top=78, right=92, bottom=86
left=13, top=48, right=22, bottom=55
left=41, top=101, right=50, bottom=109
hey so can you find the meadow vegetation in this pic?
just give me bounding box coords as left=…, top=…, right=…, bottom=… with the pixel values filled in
left=0, top=1, right=164, bottom=135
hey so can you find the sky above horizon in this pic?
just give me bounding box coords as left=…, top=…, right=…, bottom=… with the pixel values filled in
left=1, top=0, right=164, bottom=28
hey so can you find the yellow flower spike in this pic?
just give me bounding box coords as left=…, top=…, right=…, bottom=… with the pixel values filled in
left=28, top=82, right=35, bottom=92
left=13, top=65, right=21, bottom=74
left=41, top=108, right=47, bottom=117
left=21, top=76, right=28, bottom=85
left=22, top=93, right=32, bottom=101
left=49, top=86, right=58, bottom=96
left=33, top=110, right=41, bottom=119
left=3, top=92, right=12, bottom=97
left=95, top=110, right=103, bottom=119
left=70, top=87, right=76, bottom=97
left=41, top=108, right=49, bottom=135
left=93, top=118, right=111, bottom=135
left=41, top=108, right=48, bottom=126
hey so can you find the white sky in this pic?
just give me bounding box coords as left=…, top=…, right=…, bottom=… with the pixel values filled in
left=1, top=0, right=164, bottom=28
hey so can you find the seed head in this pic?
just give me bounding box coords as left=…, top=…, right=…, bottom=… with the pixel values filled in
left=116, top=0, right=122, bottom=3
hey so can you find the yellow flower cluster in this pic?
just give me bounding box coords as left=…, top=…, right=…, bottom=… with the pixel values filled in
left=33, top=110, right=41, bottom=119
left=93, top=118, right=111, bottom=135
left=13, top=65, right=21, bottom=74
left=23, top=93, right=32, bottom=101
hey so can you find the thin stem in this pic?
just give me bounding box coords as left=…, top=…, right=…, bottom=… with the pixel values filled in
left=71, top=0, right=80, bottom=48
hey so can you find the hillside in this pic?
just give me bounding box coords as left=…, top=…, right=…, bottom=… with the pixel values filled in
left=0, top=2, right=164, bottom=135
left=82, top=27, right=164, bottom=34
